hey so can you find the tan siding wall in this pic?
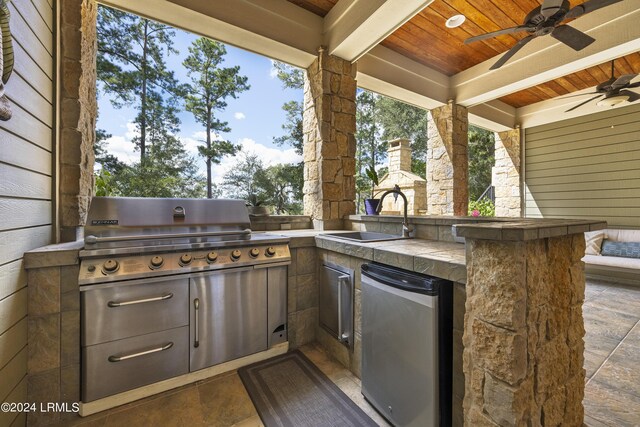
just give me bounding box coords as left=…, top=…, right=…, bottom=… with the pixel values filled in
left=525, top=103, right=640, bottom=229
left=0, top=0, right=55, bottom=424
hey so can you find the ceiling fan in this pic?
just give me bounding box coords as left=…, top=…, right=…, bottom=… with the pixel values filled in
left=559, top=60, right=640, bottom=112
left=464, top=0, right=624, bottom=70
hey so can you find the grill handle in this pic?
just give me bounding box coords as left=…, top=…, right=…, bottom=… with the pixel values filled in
left=107, top=293, right=173, bottom=308
left=193, top=298, right=200, bottom=348
left=85, top=229, right=252, bottom=245
left=108, top=342, right=174, bottom=362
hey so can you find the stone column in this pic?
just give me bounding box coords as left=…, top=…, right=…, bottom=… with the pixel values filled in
left=59, top=0, right=97, bottom=242
left=493, top=128, right=521, bottom=217
left=303, top=48, right=357, bottom=230
left=458, top=224, right=589, bottom=426
left=426, top=102, right=468, bottom=216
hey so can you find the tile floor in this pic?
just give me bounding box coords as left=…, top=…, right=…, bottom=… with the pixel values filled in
left=57, top=280, right=639, bottom=427
left=582, top=280, right=640, bottom=427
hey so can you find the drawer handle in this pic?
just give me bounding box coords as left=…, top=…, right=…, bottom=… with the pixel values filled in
left=337, top=274, right=349, bottom=343
left=107, top=292, right=173, bottom=308
left=108, top=342, right=174, bottom=362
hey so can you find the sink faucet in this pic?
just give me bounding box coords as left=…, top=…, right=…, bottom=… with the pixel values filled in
left=375, top=186, right=413, bottom=238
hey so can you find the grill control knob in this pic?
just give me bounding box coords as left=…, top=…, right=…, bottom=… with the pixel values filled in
left=249, top=248, right=260, bottom=258
left=265, top=247, right=276, bottom=257
left=179, top=254, right=192, bottom=266
left=103, top=260, right=119, bottom=273
left=150, top=256, right=164, bottom=269
left=231, top=250, right=242, bottom=261
left=87, top=264, right=96, bottom=273
left=207, top=251, right=218, bottom=263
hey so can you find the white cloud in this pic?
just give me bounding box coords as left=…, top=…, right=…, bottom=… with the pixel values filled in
left=211, top=137, right=302, bottom=185
left=234, top=112, right=246, bottom=120
left=269, top=60, right=279, bottom=79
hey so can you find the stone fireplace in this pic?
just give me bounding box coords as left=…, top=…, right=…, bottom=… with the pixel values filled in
left=375, top=138, right=427, bottom=215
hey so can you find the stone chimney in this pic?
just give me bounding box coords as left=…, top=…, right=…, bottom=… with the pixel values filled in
left=388, top=138, right=412, bottom=172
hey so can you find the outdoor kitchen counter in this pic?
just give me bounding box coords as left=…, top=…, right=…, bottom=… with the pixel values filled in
left=263, top=229, right=466, bottom=283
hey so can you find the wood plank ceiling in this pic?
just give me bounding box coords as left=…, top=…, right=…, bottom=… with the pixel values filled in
left=287, top=0, right=639, bottom=109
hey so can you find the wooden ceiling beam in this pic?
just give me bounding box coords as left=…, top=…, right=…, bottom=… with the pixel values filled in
left=101, top=0, right=323, bottom=68
left=324, top=0, right=433, bottom=62
left=451, top=1, right=640, bottom=107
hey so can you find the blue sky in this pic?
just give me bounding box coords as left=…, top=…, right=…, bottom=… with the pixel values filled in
left=97, top=26, right=303, bottom=183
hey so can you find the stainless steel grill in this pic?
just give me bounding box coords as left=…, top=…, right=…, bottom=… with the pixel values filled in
left=79, top=197, right=290, bottom=402
left=79, top=197, right=290, bottom=284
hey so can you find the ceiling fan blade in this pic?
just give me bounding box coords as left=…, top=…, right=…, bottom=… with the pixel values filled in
left=541, top=0, right=565, bottom=18
left=551, top=25, right=595, bottom=51
left=490, top=35, right=536, bottom=70
left=565, top=94, right=603, bottom=112
left=565, top=0, right=623, bottom=20
left=464, top=26, right=532, bottom=44
left=611, top=74, right=639, bottom=89
left=557, top=91, right=600, bottom=100
left=628, top=82, right=640, bottom=89
left=619, top=90, right=640, bottom=103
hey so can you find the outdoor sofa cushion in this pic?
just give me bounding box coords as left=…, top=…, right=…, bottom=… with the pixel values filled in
left=582, top=254, right=640, bottom=270
left=584, top=230, right=605, bottom=255
left=605, top=229, right=640, bottom=242
left=600, top=239, right=640, bottom=259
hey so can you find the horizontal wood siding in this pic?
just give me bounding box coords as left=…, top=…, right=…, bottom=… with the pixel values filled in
left=0, top=0, right=55, bottom=423
left=525, top=103, right=640, bottom=229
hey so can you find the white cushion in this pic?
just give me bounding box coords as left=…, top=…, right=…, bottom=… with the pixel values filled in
left=584, top=230, right=604, bottom=255
left=583, top=254, right=640, bottom=269
left=605, top=229, right=640, bottom=242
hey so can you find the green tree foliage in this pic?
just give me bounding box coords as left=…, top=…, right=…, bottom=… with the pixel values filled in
left=468, top=125, right=495, bottom=201
left=94, top=128, right=125, bottom=174
left=183, top=38, right=250, bottom=198
left=355, top=90, right=386, bottom=212
left=96, top=6, right=204, bottom=198
left=376, top=96, right=428, bottom=177
left=271, top=61, right=304, bottom=210
left=221, top=151, right=301, bottom=214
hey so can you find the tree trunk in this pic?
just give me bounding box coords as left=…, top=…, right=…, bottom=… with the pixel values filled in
left=206, top=106, right=212, bottom=199
left=140, top=20, right=148, bottom=162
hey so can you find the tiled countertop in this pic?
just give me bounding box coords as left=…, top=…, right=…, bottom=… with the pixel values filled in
left=265, top=230, right=467, bottom=283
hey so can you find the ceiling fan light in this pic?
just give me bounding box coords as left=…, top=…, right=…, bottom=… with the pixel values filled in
left=596, top=94, right=629, bottom=108
left=446, top=14, right=466, bottom=28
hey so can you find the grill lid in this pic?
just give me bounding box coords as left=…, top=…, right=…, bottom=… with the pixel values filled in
left=84, top=197, right=251, bottom=249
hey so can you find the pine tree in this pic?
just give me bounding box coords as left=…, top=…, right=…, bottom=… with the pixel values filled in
left=183, top=38, right=250, bottom=198
left=96, top=5, right=204, bottom=198
left=271, top=61, right=304, bottom=206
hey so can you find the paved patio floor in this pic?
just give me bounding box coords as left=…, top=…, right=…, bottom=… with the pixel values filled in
left=56, top=280, right=639, bottom=427
left=583, top=279, right=640, bottom=426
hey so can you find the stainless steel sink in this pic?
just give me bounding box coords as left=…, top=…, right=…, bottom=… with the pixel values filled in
left=321, top=231, right=408, bottom=243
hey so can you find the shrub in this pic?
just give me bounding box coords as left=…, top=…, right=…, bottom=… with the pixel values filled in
left=468, top=199, right=495, bottom=217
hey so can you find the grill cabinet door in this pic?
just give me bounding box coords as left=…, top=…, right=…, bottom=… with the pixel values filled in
left=190, top=268, right=268, bottom=371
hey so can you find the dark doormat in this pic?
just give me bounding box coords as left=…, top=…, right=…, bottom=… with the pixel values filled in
left=238, top=350, right=378, bottom=427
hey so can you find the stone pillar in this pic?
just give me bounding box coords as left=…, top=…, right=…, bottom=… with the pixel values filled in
left=461, top=230, right=587, bottom=426
left=426, top=102, right=468, bottom=216
left=59, top=0, right=97, bottom=242
left=303, top=48, right=357, bottom=230
left=493, top=128, right=521, bottom=217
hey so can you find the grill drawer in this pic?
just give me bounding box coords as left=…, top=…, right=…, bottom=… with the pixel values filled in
left=82, top=326, right=189, bottom=402
left=82, top=279, right=189, bottom=346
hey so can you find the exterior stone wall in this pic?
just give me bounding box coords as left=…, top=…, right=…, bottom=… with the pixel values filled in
left=427, top=102, right=469, bottom=216
left=59, top=0, right=98, bottom=242
left=493, top=129, right=521, bottom=217
left=463, top=234, right=586, bottom=425
left=287, top=245, right=319, bottom=349
left=303, top=48, right=357, bottom=230
left=24, top=243, right=82, bottom=426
